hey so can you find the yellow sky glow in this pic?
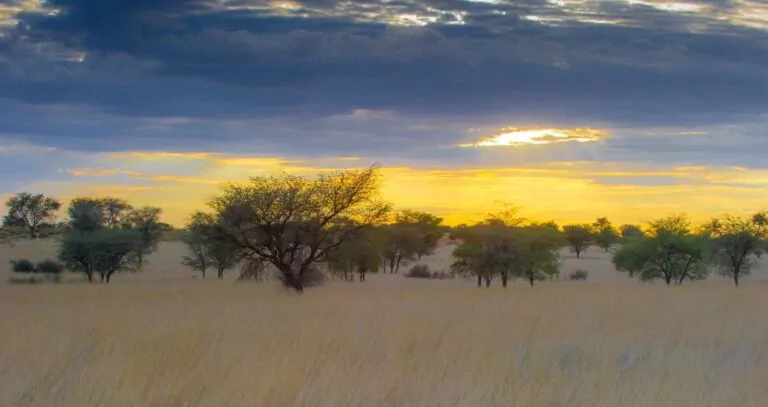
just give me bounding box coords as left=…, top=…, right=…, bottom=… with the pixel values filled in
left=17, top=151, right=764, bottom=228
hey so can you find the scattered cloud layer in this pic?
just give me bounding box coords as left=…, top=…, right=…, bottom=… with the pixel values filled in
left=1, top=0, right=767, bottom=222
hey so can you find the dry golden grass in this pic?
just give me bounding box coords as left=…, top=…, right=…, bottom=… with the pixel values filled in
left=2, top=240, right=768, bottom=406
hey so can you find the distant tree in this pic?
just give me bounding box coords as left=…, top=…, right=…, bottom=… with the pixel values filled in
left=327, top=227, right=382, bottom=282
left=562, top=224, right=593, bottom=258
left=209, top=166, right=390, bottom=292
left=706, top=213, right=767, bottom=286
left=123, top=207, right=163, bottom=271
left=592, top=217, right=619, bottom=252
left=59, top=229, right=143, bottom=283
left=648, top=214, right=691, bottom=236
left=181, top=212, right=213, bottom=278
left=613, top=216, right=709, bottom=285
left=67, top=198, right=107, bottom=234
left=451, top=212, right=561, bottom=287
left=4, top=192, right=61, bottom=238
left=394, top=209, right=444, bottom=259
left=380, top=224, right=420, bottom=274
left=101, top=197, right=133, bottom=229
left=619, top=224, right=645, bottom=240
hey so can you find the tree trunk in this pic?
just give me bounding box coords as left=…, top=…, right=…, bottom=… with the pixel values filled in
left=282, top=270, right=304, bottom=293
left=528, top=272, right=535, bottom=287
left=485, top=276, right=491, bottom=288
left=477, top=274, right=482, bottom=287
left=501, top=272, right=508, bottom=288
left=105, top=273, right=112, bottom=284
left=217, top=268, right=224, bottom=279
left=664, top=274, right=672, bottom=285
left=29, top=225, right=37, bottom=239
left=201, top=269, right=206, bottom=279
left=575, top=250, right=581, bottom=259
left=359, top=271, right=365, bottom=282
left=733, top=268, right=740, bottom=287
left=676, top=272, right=686, bottom=285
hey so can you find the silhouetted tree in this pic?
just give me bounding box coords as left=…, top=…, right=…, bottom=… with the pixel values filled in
left=563, top=224, right=593, bottom=258
left=592, top=217, right=619, bottom=252
left=4, top=192, right=61, bottom=238
left=123, top=207, right=163, bottom=271
left=705, top=213, right=767, bottom=286
left=209, top=166, right=390, bottom=292
left=619, top=224, right=645, bottom=240
left=59, top=229, right=143, bottom=283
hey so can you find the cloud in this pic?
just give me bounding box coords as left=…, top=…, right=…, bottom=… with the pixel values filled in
left=460, top=127, right=608, bottom=147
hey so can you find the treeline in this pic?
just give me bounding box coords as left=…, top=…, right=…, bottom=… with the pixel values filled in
left=3, top=166, right=767, bottom=289
left=4, top=195, right=165, bottom=283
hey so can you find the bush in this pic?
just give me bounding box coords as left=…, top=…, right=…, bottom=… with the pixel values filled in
left=569, top=269, right=589, bottom=281
left=8, top=276, right=44, bottom=285
left=36, top=260, right=64, bottom=275
left=406, top=264, right=432, bottom=279
left=10, top=259, right=36, bottom=273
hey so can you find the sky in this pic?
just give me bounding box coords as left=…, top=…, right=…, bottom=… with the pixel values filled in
left=1, top=0, right=768, bottom=227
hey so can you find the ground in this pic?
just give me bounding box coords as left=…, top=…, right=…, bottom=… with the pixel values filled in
left=1, top=239, right=768, bottom=406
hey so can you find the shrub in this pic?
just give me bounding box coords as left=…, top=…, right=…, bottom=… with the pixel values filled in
left=406, top=264, right=432, bottom=279
left=569, top=269, right=589, bottom=281
left=10, top=259, right=36, bottom=273
left=37, top=260, right=64, bottom=283
left=8, top=276, right=44, bottom=285
left=36, top=260, right=63, bottom=275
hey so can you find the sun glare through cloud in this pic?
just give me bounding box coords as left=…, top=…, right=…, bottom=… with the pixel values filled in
left=461, top=128, right=608, bottom=148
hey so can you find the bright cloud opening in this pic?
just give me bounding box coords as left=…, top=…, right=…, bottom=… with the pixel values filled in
left=461, top=127, right=608, bottom=148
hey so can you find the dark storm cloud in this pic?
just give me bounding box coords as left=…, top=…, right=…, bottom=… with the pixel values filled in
left=1, top=0, right=768, bottom=159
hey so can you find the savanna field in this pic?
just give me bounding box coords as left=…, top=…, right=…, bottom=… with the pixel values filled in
left=2, top=239, right=768, bottom=407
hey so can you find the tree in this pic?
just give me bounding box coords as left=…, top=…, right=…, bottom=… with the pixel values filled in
left=59, top=229, right=143, bottom=283
left=450, top=214, right=561, bottom=287
left=706, top=214, right=766, bottom=286
left=592, top=218, right=619, bottom=252
left=612, top=218, right=709, bottom=285
left=4, top=192, right=61, bottom=238
left=619, top=224, right=645, bottom=240
left=181, top=213, right=213, bottom=279
left=393, top=209, right=444, bottom=259
left=101, top=197, right=133, bottom=229
left=327, top=227, right=382, bottom=282
left=562, top=224, right=593, bottom=258
left=68, top=198, right=107, bottom=234
left=123, top=207, right=163, bottom=271
left=209, top=166, right=390, bottom=292
left=182, top=212, right=242, bottom=280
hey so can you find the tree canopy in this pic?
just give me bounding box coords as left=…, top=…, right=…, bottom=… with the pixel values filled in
left=209, top=166, right=390, bottom=292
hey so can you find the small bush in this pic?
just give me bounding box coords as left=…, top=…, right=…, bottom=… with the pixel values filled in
left=569, top=269, right=589, bottom=281
left=36, top=260, right=64, bottom=275
left=10, top=259, right=36, bottom=273
left=8, top=276, right=44, bottom=285
left=406, top=264, right=432, bottom=279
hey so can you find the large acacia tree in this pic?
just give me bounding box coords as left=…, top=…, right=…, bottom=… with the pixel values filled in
left=209, top=166, right=391, bottom=292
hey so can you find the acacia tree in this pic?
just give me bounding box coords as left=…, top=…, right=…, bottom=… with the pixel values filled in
left=327, top=227, right=382, bottom=282
left=705, top=213, right=767, bottom=286
left=58, top=229, right=143, bottom=283
left=101, top=198, right=133, bottom=229
left=563, top=224, right=593, bottom=258
left=450, top=214, right=560, bottom=287
left=4, top=192, right=61, bottom=238
left=123, top=207, right=163, bottom=271
left=613, top=216, right=709, bottom=285
left=181, top=212, right=241, bottom=279
left=619, top=224, right=645, bottom=240
left=593, top=217, right=619, bottom=252
left=209, top=166, right=391, bottom=292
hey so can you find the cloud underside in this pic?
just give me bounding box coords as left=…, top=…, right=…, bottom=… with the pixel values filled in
left=1, top=0, right=768, bottom=222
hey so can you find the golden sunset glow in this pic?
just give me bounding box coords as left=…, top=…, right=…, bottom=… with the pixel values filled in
left=34, top=152, right=768, bottom=228
left=461, top=128, right=608, bottom=147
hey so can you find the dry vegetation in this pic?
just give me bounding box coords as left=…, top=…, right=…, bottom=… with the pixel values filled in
left=2, top=240, right=768, bottom=406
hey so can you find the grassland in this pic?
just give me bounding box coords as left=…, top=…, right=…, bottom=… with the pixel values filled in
left=1, top=239, right=768, bottom=406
